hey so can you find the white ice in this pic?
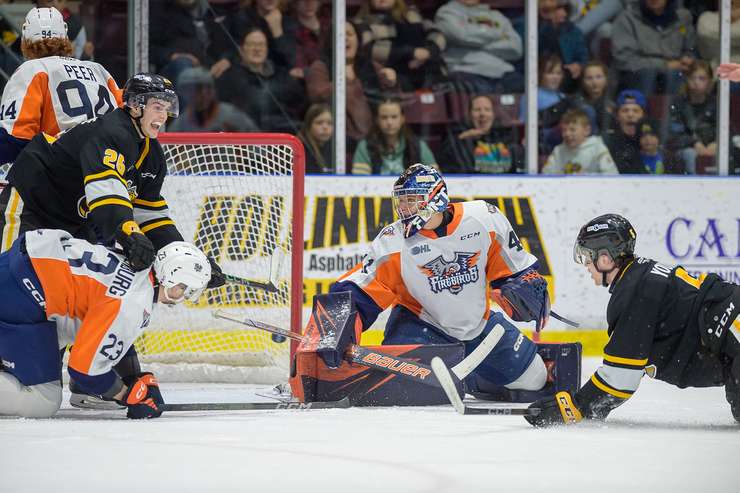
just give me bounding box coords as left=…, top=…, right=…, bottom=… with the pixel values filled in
left=1, top=358, right=737, bottom=493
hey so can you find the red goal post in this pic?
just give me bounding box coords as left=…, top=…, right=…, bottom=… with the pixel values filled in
left=147, top=132, right=305, bottom=382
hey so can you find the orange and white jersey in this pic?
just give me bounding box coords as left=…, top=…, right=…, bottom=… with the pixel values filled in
left=0, top=56, right=122, bottom=141
left=24, top=229, right=154, bottom=378
left=339, top=201, right=537, bottom=341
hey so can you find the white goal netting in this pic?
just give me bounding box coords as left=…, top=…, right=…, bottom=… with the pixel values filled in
left=137, top=133, right=304, bottom=383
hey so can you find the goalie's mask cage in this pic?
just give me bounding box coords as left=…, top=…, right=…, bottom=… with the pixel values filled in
left=392, top=163, right=449, bottom=238
left=139, top=133, right=304, bottom=383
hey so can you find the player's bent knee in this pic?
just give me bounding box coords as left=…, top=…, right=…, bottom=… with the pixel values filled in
left=505, top=354, right=547, bottom=391
left=0, top=373, right=62, bottom=418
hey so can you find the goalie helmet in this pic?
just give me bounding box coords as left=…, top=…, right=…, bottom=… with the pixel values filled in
left=123, top=73, right=179, bottom=117
left=153, top=242, right=211, bottom=303
left=573, top=214, right=636, bottom=266
left=22, top=7, right=67, bottom=42
left=392, top=164, right=449, bottom=238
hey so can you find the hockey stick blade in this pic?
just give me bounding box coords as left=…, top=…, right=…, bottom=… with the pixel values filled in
left=213, top=310, right=303, bottom=342
left=162, top=397, right=351, bottom=412
left=550, top=310, right=580, bottom=328
left=431, top=356, right=540, bottom=416
left=223, top=273, right=279, bottom=293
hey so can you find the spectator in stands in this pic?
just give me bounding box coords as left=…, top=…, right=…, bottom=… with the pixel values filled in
left=515, top=0, right=588, bottom=94
left=666, top=60, right=717, bottom=174
left=434, top=0, right=523, bottom=94
left=215, top=27, right=304, bottom=133
left=352, top=98, right=437, bottom=175
left=290, top=0, right=329, bottom=79
left=566, top=0, right=624, bottom=58
left=440, top=95, right=523, bottom=174
left=298, top=103, right=333, bottom=174
left=569, top=60, right=616, bottom=134
left=519, top=53, right=568, bottom=152
left=35, top=1, right=93, bottom=60
left=542, top=108, right=617, bottom=174
left=611, top=0, right=696, bottom=95
left=150, top=0, right=226, bottom=87
left=697, top=1, right=740, bottom=93
left=212, top=0, right=296, bottom=78
left=168, top=67, right=257, bottom=133
left=353, top=0, right=447, bottom=91
left=306, top=21, right=397, bottom=153
left=603, top=89, right=648, bottom=174
left=636, top=118, right=665, bottom=174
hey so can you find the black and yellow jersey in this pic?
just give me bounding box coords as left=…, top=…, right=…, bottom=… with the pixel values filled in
left=6, top=108, right=181, bottom=249
left=576, top=257, right=736, bottom=419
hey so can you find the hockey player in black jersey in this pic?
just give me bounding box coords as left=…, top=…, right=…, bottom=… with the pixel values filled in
left=0, top=72, right=222, bottom=285
left=525, top=214, right=740, bottom=426
left=0, top=72, right=225, bottom=409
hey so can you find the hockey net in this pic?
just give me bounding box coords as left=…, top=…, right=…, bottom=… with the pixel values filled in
left=137, top=133, right=305, bottom=383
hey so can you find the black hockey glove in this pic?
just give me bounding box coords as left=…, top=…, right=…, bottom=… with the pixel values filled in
left=525, top=391, right=583, bottom=427
left=207, top=256, right=226, bottom=288
left=115, top=221, right=156, bottom=271
left=492, top=269, right=550, bottom=331
left=117, top=372, right=164, bottom=419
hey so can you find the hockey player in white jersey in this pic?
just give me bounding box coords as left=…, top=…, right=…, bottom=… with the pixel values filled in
left=0, top=7, right=122, bottom=165
left=0, top=230, right=210, bottom=419
left=326, top=164, right=551, bottom=397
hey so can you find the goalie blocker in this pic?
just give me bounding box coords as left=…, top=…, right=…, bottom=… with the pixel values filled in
left=289, top=292, right=581, bottom=406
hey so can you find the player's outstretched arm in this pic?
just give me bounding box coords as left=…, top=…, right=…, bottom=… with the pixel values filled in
left=115, top=220, right=156, bottom=271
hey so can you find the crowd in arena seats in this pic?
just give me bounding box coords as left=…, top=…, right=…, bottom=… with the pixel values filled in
left=141, top=0, right=740, bottom=175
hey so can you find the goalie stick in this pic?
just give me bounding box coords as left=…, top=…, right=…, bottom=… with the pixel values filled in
left=213, top=311, right=505, bottom=388
left=431, top=357, right=541, bottom=416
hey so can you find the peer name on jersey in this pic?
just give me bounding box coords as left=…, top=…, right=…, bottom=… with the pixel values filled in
left=63, top=64, right=98, bottom=82
left=308, top=253, right=365, bottom=273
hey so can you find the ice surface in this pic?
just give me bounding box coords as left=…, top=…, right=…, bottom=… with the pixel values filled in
left=1, top=358, right=737, bottom=493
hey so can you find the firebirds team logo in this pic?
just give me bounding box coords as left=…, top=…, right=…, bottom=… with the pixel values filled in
left=418, top=251, right=481, bottom=294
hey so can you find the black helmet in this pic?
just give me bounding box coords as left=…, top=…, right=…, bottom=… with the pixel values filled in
left=123, top=73, right=179, bottom=117
left=574, top=214, right=636, bottom=266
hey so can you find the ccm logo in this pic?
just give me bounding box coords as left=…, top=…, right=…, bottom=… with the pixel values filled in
left=711, top=302, right=736, bottom=339
left=460, top=232, right=480, bottom=240
left=361, top=353, right=431, bottom=379
left=22, top=278, right=46, bottom=308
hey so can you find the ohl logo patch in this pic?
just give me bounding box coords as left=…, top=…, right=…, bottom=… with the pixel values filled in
left=419, top=251, right=481, bottom=294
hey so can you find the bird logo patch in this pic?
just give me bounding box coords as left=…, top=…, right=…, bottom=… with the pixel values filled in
left=418, top=251, right=480, bottom=294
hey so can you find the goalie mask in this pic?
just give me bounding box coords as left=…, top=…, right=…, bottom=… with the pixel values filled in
left=123, top=73, right=179, bottom=118
left=153, top=242, right=211, bottom=303
left=392, top=164, right=449, bottom=238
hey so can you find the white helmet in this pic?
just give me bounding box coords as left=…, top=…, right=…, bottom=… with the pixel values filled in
left=22, top=7, right=68, bottom=42
left=153, top=242, right=211, bottom=303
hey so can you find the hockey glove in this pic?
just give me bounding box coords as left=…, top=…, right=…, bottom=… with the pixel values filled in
left=115, top=221, right=156, bottom=271
left=117, top=372, right=164, bottom=419
left=525, top=391, right=582, bottom=427
left=207, top=256, right=226, bottom=288
left=492, top=269, right=550, bottom=331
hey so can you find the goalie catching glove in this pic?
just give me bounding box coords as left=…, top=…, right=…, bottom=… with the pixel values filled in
left=491, top=268, right=550, bottom=331
left=525, top=391, right=583, bottom=427
left=115, top=220, right=156, bottom=271
left=116, top=372, right=164, bottom=419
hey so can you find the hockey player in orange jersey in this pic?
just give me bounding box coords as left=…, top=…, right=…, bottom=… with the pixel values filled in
left=0, top=229, right=211, bottom=419
left=325, top=164, right=552, bottom=399
left=0, top=6, right=122, bottom=165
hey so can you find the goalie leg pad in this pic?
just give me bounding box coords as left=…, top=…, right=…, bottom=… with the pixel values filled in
left=463, top=312, right=538, bottom=387
left=469, top=341, right=582, bottom=403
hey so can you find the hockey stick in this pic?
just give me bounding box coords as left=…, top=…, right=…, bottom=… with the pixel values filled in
left=550, top=310, right=580, bottom=328
left=161, top=397, right=350, bottom=412
left=212, top=311, right=505, bottom=388
left=222, top=247, right=284, bottom=293
left=431, top=357, right=540, bottom=416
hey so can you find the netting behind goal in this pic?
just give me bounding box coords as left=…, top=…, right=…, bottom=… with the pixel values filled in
left=138, top=133, right=304, bottom=383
